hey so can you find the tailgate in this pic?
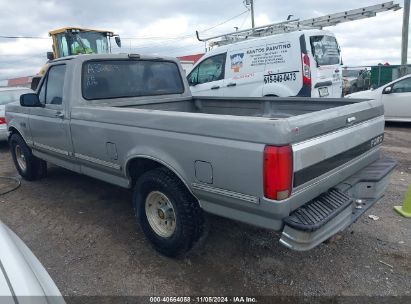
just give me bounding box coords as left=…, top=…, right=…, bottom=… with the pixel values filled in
left=286, top=98, right=385, bottom=201
left=292, top=115, right=384, bottom=189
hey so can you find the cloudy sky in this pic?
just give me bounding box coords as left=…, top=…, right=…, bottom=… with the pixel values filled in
left=0, top=0, right=408, bottom=80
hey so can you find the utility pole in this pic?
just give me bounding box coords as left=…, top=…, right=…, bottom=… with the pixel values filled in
left=250, top=0, right=255, bottom=29
left=400, top=0, right=410, bottom=76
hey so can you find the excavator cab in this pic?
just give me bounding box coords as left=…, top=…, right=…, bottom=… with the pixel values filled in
left=31, top=27, right=121, bottom=90
left=49, top=27, right=121, bottom=59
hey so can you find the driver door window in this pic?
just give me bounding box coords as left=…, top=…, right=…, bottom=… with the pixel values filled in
left=392, top=77, right=411, bottom=93
left=383, top=76, right=411, bottom=119
left=45, top=65, right=66, bottom=105
left=192, top=54, right=226, bottom=85
left=187, top=53, right=227, bottom=96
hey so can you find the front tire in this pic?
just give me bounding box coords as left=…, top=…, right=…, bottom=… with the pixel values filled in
left=133, top=167, right=204, bottom=257
left=9, top=133, right=47, bottom=181
left=349, top=84, right=357, bottom=94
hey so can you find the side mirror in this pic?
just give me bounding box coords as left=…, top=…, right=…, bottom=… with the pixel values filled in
left=47, top=52, right=54, bottom=61
left=383, top=86, right=392, bottom=94
left=115, top=36, right=121, bottom=48
left=20, top=93, right=43, bottom=107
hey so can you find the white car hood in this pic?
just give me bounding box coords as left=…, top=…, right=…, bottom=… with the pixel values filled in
left=0, top=222, right=64, bottom=303
left=0, top=268, right=13, bottom=302
left=345, top=88, right=381, bottom=99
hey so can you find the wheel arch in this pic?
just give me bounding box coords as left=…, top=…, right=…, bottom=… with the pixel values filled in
left=264, top=94, right=279, bottom=97
left=125, top=155, right=197, bottom=199
left=7, top=126, right=24, bottom=142
left=262, top=83, right=295, bottom=97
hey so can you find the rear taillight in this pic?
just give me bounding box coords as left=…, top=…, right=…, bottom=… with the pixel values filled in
left=0, top=117, right=6, bottom=125
left=302, top=53, right=311, bottom=86
left=264, top=145, right=293, bottom=201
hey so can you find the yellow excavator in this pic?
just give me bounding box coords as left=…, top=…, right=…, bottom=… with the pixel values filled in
left=31, top=27, right=121, bottom=89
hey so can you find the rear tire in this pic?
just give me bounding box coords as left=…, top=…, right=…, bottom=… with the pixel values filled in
left=9, top=133, right=47, bottom=181
left=133, top=167, right=204, bottom=257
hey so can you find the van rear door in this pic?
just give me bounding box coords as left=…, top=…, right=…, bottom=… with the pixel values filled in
left=309, top=34, right=342, bottom=98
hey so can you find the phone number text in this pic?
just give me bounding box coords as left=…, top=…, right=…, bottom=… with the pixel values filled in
left=264, top=72, right=297, bottom=84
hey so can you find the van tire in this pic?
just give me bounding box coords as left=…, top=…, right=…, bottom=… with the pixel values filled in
left=133, top=167, right=204, bottom=257
left=9, top=133, right=47, bottom=181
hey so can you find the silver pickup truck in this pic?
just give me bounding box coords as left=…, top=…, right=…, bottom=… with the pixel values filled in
left=6, top=54, right=396, bottom=257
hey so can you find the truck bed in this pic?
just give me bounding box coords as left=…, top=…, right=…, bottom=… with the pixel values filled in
left=106, top=96, right=382, bottom=145
left=119, top=96, right=359, bottom=118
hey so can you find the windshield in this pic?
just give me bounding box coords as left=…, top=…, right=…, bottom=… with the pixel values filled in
left=82, top=60, right=184, bottom=100
left=310, top=35, right=340, bottom=66
left=342, top=70, right=360, bottom=78
left=56, top=31, right=109, bottom=57
left=0, top=89, right=32, bottom=105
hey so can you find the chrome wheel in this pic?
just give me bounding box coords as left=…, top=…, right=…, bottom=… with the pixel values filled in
left=145, top=191, right=176, bottom=238
left=15, top=145, right=27, bottom=172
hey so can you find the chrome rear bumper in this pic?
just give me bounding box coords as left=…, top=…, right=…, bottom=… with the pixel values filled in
left=279, top=156, right=396, bottom=251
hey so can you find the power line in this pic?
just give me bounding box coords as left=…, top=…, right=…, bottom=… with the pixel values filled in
left=121, top=10, right=250, bottom=52
left=122, top=35, right=191, bottom=40
left=0, top=35, right=49, bottom=39
left=239, top=10, right=251, bottom=30
left=129, top=42, right=203, bottom=54
left=200, top=10, right=249, bottom=33
left=122, top=10, right=249, bottom=40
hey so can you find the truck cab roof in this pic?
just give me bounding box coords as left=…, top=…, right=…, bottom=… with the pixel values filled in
left=51, top=53, right=179, bottom=64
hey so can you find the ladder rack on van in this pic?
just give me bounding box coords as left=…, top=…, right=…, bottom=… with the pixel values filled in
left=197, top=1, right=401, bottom=48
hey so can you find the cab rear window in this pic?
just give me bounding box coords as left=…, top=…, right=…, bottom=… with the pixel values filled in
left=310, top=35, right=340, bottom=66
left=82, top=60, right=184, bottom=100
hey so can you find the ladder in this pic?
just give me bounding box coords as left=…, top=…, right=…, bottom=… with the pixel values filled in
left=197, top=1, right=401, bottom=47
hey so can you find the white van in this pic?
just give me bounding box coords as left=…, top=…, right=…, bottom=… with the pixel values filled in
left=187, top=29, right=343, bottom=98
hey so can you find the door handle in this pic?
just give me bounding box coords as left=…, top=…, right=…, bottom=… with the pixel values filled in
left=211, top=85, right=220, bottom=90
left=227, top=82, right=237, bottom=87
left=55, top=111, right=64, bottom=119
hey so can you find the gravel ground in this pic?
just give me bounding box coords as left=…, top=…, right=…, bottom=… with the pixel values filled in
left=0, top=123, right=410, bottom=297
